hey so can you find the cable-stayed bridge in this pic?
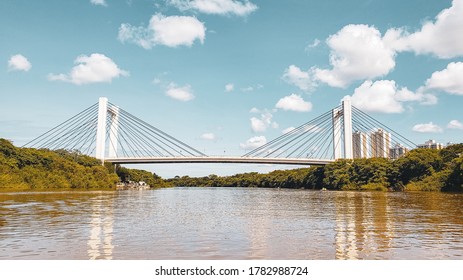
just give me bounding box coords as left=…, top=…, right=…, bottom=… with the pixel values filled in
left=23, top=97, right=416, bottom=166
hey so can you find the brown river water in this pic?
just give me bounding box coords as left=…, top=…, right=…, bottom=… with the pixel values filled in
left=0, top=188, right=462, bottom=259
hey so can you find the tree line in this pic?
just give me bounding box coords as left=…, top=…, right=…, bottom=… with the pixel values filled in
left=0, top=138, right=170, bottom=191
left=2, top=137, right=463, bottom=192
left=168, top=144, right=463, bottom=192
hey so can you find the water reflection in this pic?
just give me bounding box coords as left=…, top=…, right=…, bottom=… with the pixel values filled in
left=1, top=189, right=462, bottom=259
left=87, top=196, right=114, bottom=260
left=335, top=192, right=392, bottom=259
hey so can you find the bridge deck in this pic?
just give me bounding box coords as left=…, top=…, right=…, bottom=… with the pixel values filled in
left=105, top=156, right=334, bottom=166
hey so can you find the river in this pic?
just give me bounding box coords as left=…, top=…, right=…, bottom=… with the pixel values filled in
left=0, top=187, right=462, bottom=259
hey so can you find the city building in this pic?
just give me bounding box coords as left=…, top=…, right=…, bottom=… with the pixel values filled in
left=370, top=129, right=391, bottom=158
left=418, top=139, right=444, bottom=150
left=352, top=131, right=368, bottom=159
left=390, top=144, right=409, bottom=159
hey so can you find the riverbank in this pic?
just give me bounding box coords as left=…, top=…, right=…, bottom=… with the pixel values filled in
left=168, top=144, right=463, bottom=192
left=0, top=138, right=171, bottom=191
left=2, top=138, right=463, bottom=192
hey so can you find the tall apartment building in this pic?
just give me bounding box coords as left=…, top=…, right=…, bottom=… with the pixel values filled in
left=390, top=143, right=409, bottom=159
left=370, top=129, right=391, bottom=158
left=418, top=139, right=444, bottom=150
left=352, top=131, right=368, bottom=159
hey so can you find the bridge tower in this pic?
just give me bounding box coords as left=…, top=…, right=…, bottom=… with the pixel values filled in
left=95, top=97, right=120, bottom=163
left=332, top=97, right=353, bottom=160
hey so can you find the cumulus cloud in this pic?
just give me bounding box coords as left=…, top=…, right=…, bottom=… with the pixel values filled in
left=165, top=83, right=195, bottom=101
left=387, top=0, right=463, bottom=58
left=447, top=120, right=463, bottom=130
left=314, top=24, right=396, bottom=88
left=118, top=13, right=206, bottom=48
left=289, top=1, right=463, bottom=92
left=250, top=110, right=278, bottom=133
left=48, top=53, right=128, bottom=85
left=90, top=0, right=107, bottom=6
left=275, top=94, right=312, bottom=112
left=423, top=62, right=463, bottom=95
left=8, top=54, right=31, bottom=72
left=412, top=122, right=443, bottom=133
left=249, top=107, right=260, bottom=113
left=282, top=65, right=315, bottom=92
left=350, top=80, right=436, bottom=114
left=168, top=0, right=258, bottom=16
left=225, top=83, right=234, bottom=92
left=240, top=136, right=266, bottom=150
left=200, top=132, right=216, bottom=140
left=282, top=127, right=296, bottom=134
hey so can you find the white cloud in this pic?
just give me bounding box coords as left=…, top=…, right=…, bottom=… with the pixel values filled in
left=282, top=127, right=295, bottom=134
left=48, top=53, right=128, bottom=85
left=168, top=0, right=258, bottom=16
left=118, top=14, right=206, bottom=48
left=165, top=83, right=195, bottom=101
left=200, top=132, right=216, bottom=140
left=350, top=80, right=436, bottom=114
left=90, top=0, right=107, bottom=6
left=282, top=65, right=315, bottom=92
left=302, top=124, right=322, bottom=133
left=240, top=84, right=262, bottom=92
left=387, top=0, right=463, bottom=58
left=282, top=124, right=321, bottom=135
left=225, top=83, right=234, bottom=92
left=394, top=87, right=437, bottom=105
left=350, top=81, right=402, bottom=113
left=412, top=122, right=443, bottom=133
left=250, top=117, right=266, bottom=132
left=240, top=136, right=266, bottom=150
left=424, top=62, right=463, bottom=95
left=250, top=110, right=277, bottom=133
left=307, top=39, right=320, bottom=49
left=447, top=120, right=463, bottom=130
left=314, top=24, right=396, bottom=88
left=249, top=107, right=260, bottom=113
left=8, top=54, right=31, bottom=72
left=275, top=94, right=312, bottom=112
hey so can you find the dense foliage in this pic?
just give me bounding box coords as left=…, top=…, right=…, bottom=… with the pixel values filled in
left=2, top=137, right=463, bottom=192
left=169, top=144, right=463, bottom=192
left=0, top=138, right=119, bottom=190
left=115, top=165, right=172, bottom=188
left=0, top=138, right=170, bottom=190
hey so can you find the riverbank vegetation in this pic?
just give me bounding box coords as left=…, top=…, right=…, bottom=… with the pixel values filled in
left=2, top=137, right=463, bottom=192
left=169, top=144, right=463, bottom=192
left=0, top=139, right=169, bottom=191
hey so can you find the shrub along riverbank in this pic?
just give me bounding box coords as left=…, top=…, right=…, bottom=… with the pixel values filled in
left=0, top=139, right=170, bottom=191
left=168, top=144, right=463, bottom=192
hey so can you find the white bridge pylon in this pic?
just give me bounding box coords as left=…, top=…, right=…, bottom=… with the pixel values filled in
left=332, top=97, right=353, bottom=160
left=95, top=97, right=119, bottom=162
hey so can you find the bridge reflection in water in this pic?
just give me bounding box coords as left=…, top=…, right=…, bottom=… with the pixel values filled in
left=335, top=192, right=393, bottom=260
left=87, top=196, right=114, bottom=260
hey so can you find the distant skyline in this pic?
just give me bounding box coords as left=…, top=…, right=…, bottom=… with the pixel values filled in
left=1, top=0, right=463, bottom=177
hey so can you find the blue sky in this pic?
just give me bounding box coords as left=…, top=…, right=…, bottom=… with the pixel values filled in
left=1, top=0, right=463, bottom=177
